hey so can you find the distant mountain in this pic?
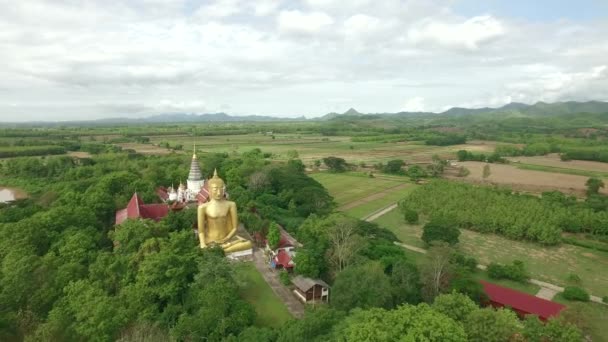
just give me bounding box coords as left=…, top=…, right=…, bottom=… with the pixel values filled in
left=319, top=108, right=365, bottom=120
left=2, top=101, right=607, bottom=126
left=2, top=112, right=306, bottom=126
left=321, top=101, right=608, bottom=121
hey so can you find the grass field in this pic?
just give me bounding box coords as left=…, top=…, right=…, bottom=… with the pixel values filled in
left=374, top=208, right=608, bottom=298
left=310, top=172, right=414, bottom=219
left=235, top=262, right=291, bottom=328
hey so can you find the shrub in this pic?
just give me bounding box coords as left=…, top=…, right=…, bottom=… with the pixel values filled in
left=452, top=254, right=477, bottom=272
left=566, top=273, right=582, bottom=285
left=487, top=260, right=528, bottom=282
left=279, top=271, right=291, bottom=286
left=562, top=286, right=590, bottom=302
left=603, top=296, right=608, bottom=304
left=404, top=209, right=419, bottom=224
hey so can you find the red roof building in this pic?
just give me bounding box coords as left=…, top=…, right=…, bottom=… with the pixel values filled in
left=480, top=280, right=565, bottom=321
left=115, top=193, right=170, bottom=225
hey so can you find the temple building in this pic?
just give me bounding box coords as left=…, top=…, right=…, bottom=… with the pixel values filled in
left=157, top=149, right=212, bottom=205
left=115, top=192, right=170, bottom=225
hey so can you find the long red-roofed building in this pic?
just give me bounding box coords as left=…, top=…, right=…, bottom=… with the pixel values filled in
left=480, top=280, right=565, bottom=321
left=115, top=193, right=170, bottom=225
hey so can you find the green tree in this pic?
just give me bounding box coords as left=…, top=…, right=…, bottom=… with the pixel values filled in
left=464, top=307, right=519, bottom=342
left=405, top=165, right=427, bottom=181
left=333, top=304, right=467, bottom=342
left=482, top=164, right=491, bottom=180
left=267, top=222, right=281, bottom=249
left=276, top=307, right=345, bottom=342
left=323, top=157, right=348, bottom=173
left=432, top=291, right=478, bottom=322
left=585, top=177, right=605, bottom=196
left=523, top=316, right=582, bottom=342
left=383, top=160, right=405, bottom=174
left=421, top=220, right=460, bottom=246
left=420, top=243, right=454, bottom=301
left=403, top=209, right=419, bottom=224
left=286, top=150, right=299, bottom=159
left=389, top=259, right=422, bottom=305
left=331, top=262, right=393, bottom=311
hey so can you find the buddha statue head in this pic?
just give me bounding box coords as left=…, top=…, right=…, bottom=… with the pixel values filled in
left=208, top=169, right=225, bottom=200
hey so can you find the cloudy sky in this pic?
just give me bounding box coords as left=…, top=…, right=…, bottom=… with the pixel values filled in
left=1, top=0, right=607, bottom=121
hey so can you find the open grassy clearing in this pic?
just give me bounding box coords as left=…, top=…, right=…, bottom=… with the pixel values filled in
left=344, top=186, right=415, bottom=219
left=446, top=161, right=608, bottom=196
left=235, top=262, right=291, bottom=328
left=375, top=208, right=608, bottom=297
left=310, top=172, right=407, bottom=206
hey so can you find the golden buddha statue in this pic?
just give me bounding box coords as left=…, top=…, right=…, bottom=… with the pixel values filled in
left=197, top=169, right=252, bottom=253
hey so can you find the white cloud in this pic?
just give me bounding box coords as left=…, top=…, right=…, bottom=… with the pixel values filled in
left=403, top=97, right=426, bottom=112
left=0, top=1, right=606, bottom=121
left=277, top=10, right=334, bottom=35
left=254, top=0, right=282, bottom=16
left=408, top=15, right=505, bottom=51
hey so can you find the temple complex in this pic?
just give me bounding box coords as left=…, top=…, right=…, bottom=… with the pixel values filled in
left=157, top=148, right=211, bottom=205
left=116, top=148, right=211, bottom=225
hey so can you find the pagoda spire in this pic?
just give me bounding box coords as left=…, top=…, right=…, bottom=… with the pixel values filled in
left=192, top=143, right=197, bottom=159
left=188, top=148, right=203, bottom=181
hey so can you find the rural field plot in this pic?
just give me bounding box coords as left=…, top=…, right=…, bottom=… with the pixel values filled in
left=145, top=133, right=506, bottom=167
left=508, top=153, right=608, bottom=173
left=447, top=161, right=608, bottom=196
left=310, top=172, right=413, bottom=219
left=375, top=209, right=608, bottom=298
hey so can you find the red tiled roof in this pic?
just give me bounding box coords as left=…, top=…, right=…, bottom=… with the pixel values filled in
left=480, top=280, right=565, bottom=320
left=115, top=193, right=170, bottom=225
left=156, top=187, right=169, bottom=201
left=196, top=182, right=210, bottom=205
left=275, top=249, right=294, bottom=269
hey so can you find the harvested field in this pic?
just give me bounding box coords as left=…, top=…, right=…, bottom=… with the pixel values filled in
left=446, top=161, right=608, bottom=196
left=117, top=143, right=178, bottom=155
left=67, top=151, right=92, bottom=158
left=508, top=153, right=608, bottom=173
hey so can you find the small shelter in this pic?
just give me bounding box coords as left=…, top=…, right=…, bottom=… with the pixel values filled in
left=292, top=276, right=330, bottom=303
left=480, top=280, right=565, bottom=321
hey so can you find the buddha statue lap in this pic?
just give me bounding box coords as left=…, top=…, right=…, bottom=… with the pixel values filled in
left=197, top=170, right=252, bottom=253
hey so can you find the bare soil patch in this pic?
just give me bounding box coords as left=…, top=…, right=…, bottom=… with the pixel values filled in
left=445, top=161, right=608, bottom=196
left=507, top=153, right=608, bottom=173
left=118, top=143, right=176, bottom=155
left=67, top=151, right=92, bottom=158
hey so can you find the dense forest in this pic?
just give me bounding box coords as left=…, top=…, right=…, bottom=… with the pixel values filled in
left=0, top=146, right=584, bottom=341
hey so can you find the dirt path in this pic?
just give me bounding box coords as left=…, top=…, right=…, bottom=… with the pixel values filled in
left=363, top=203, right=399, bottom=221
left=252, top=248, right=305, bottom=318
left=339, top=184, right=410, bottom=211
